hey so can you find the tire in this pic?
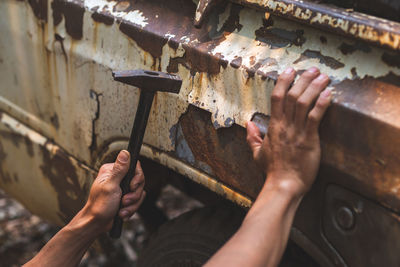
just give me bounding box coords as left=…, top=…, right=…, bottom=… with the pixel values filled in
left=137, top=205, right=245, bottom=267
left=137, top=204, right=320, bottom=267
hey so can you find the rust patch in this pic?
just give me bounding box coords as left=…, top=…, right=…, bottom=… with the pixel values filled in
left=166, top=56, right=187, bottom=73
left=28, top=0, right=48, bottom=22
left=117, top=0, right=238, bottom=74
left=230, top=57, right=242, bottom=69
left=89, top=90, right=102, bottom=152
left=293, top=49, right=345, bottom=69
left=91, top=12, right=114, bottom=26
left=119, top=22, right=167, bottom=60
left=54, top=34, right=68, bottom=63
left=180, top=105, right=264, bottom=198
left=339, top=41, right=371, bottom=55
left=52, top=0, right=85, bottom=40
left=39, top=143, right=88, bottom=223
left=255, top=21, right=305, bottom=48
left=50, top=113, right=60, bottom=129
left=320, top=72, right=400, bottom=211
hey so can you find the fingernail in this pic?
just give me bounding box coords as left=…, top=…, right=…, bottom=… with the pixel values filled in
left=118, top=150, right=129, bottom=163
left=284, top=67, right=294, bottom=74
left=121, top=210, right=128, bottom=217
left=321, top=89, right=331, bottom=98
left=308, top=67, right=319, bottom=73
left=316, top=74, right=328, bottom=81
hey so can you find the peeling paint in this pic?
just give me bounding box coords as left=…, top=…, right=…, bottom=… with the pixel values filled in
left=2, top=0, right=400, bottom=229
left=84, top=0, right=149, bottom=28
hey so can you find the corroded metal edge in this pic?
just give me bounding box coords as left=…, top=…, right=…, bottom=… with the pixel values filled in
left=97, top=140, right=253, bottom=208
left=231, top=0, right=400, bottom=50
left=141, top=145, right=253, bottom=208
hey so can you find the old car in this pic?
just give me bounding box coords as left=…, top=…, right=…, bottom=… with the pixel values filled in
left=1, top=0, right=400, bottom=266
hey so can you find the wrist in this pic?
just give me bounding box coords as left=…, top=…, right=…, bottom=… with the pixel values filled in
left=262, top=173, right=306, bottom=201
left=65, top=207, right=104, bottom=240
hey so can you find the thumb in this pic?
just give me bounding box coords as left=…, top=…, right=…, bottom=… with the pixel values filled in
left=111, top=150, right=130, bottom=184
left=246, top=121, right=263, bottom=159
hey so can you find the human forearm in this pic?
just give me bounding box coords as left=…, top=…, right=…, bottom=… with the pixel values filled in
left=24, top=151, right=146, bottom=267
left=205, top=176, right=303, bottom=267
left=24, top=208, right=100, bottom=267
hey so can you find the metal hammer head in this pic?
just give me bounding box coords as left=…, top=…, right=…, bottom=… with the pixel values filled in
left=112, top=70, right=182, bottom=93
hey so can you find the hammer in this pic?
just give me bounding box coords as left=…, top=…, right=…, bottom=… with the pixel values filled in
left=109, top=69, right=182, bottom=238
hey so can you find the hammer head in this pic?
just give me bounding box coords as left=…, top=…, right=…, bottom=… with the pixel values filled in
left=112, top=70, right=182, bottom=94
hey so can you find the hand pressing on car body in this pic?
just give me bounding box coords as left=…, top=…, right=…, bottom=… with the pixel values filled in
left=246, top=66, right=331, bottom=197
left=206, top=67, right=331, bottom=267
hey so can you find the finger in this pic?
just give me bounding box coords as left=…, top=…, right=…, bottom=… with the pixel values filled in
left=111, top=150, right=130, bottom=184
left=285, top=67, right=320, bottom=122
left=120, top=191, right=146, bottom=219
left=295, top=74, right=330, bottom=129
left=130, top=162, right=145, bottom=191
left=246, top=121, right=263, bottom=158
left=306, top=89, right=332, bottom=135
left=271, top=67, right=296, bottom=119
left=122, top=186, right=144, bottom=206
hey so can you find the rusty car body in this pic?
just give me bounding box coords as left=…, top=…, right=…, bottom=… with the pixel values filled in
left=1, top=0, right=400, bottom=266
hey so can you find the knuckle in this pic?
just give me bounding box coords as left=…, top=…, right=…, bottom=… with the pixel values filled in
left=271, top=93, right=283, bottom=103
left=99, top=163, right=112, bottom=173
left=112, top=163, right=124, bottom=174
left=307, top=112, right=318, bottom=123
left=102, top=184, right=116, bottom=194
left=287, top=91, right=298, bottom=103
left=315, top=98, right=326, bottom=108
left=300, top=70, right=317, bottom=80
left=296, top=98, right=308, bottom=109
left=278, top=73, right=290, bottom=82
left=312, top=77, right=328, bottom=87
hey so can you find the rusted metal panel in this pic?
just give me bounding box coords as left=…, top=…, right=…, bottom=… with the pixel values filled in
left=1, top=0, right=400, bottom=214
left=1, top=0, right=400, bottom=264
left=0, top=111, right=96, bottom=225
left=231, top=0, right=400, bottom=51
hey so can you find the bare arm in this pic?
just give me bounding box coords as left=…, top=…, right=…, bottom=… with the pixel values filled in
left=24, top=150, right=145, bottom=267
left=206, top=67, right=331, bottom=267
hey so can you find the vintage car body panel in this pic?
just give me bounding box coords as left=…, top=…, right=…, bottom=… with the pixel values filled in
left=1, top=0, right=400, bottom=265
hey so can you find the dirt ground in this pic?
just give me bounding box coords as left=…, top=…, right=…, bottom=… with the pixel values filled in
left=0, top=185, right=202, bottom=266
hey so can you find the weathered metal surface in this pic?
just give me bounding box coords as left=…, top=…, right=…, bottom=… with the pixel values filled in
left=231, top=0, right=400, bottom=51
left=1, top=0, right=400, bottom=265
left=0, top=111, right=96, bottom=225
left=323, top=185, right=400, bottom=266
left=97, top=140, right=253, bottom=208
left=180, top=105, right=265, bottom=198
left=194, top=0, right=222, bottom=27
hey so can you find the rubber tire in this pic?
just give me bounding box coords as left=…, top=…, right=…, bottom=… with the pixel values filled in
left=137, top=205, right=245, bottom=267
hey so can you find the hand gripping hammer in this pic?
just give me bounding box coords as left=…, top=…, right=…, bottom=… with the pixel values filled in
left=109, top=70, right=182, bottom=238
